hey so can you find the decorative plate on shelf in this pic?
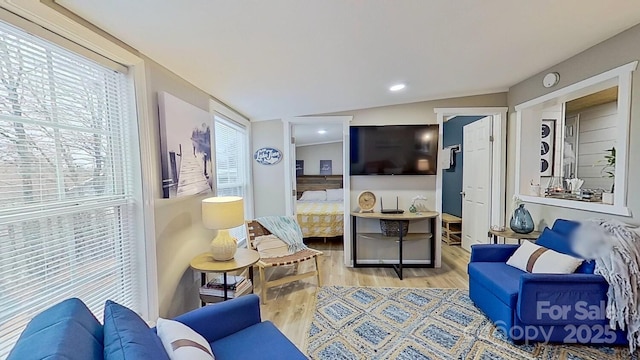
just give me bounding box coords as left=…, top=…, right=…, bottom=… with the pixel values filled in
left=357, top=191, right=376, bottom=213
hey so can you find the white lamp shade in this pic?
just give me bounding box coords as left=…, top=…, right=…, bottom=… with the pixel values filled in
left=202, top=196, right=244, bottom=230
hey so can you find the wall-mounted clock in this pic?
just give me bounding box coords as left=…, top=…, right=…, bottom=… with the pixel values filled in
left=357, top=191, right=376, bottom=213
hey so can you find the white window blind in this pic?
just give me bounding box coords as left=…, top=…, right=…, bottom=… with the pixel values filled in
left=214, top=115, right=248, bottom=242
left=0, top=20, right=141, bottom=357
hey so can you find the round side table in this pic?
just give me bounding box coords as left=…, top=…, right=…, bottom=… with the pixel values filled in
left=190, top=248, right=260, bottom=304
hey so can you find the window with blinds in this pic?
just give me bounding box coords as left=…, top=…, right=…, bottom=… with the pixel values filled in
left=214, top=115, right=249, bottom=242
left=0, top=20, right=142, bottom=357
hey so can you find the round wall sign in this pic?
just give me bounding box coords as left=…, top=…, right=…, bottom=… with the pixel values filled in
left=254, top=147, right=283, bottom=165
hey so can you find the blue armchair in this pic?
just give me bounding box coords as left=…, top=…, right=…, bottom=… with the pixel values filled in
left=174, top=295, right=306, bottom=359
left=468, top=219, right=627, bottom=345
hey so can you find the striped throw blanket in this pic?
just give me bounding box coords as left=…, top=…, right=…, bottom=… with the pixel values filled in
left=573, top=219, right=640, bottom=353
left=256, top=216, right=308, bottom=254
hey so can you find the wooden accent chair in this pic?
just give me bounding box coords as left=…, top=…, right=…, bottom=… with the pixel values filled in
left=246, top=220, right=322, bottom=303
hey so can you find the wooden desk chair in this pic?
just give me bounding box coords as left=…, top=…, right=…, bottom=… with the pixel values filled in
left=246, top=220, right=322, bottom=303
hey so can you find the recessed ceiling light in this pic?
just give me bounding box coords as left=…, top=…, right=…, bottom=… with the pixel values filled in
left=318, top=129, right=327, bottom=134
left=389, top=84, right=406, bottom=92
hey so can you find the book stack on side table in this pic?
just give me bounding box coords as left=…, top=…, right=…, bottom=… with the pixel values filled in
left=199, top=275, right=253, bottom=303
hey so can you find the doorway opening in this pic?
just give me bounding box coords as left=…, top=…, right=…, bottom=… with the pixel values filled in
left=283, top=116, right=352, bottom=257
left=435, top=108, right=507, bottom=253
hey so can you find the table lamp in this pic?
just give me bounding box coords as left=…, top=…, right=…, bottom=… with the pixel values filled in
left=202, top=196, right=244, bottom=261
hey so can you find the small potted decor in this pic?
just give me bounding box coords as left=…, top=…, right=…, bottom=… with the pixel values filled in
left=509, top=196, right=534, bottom=234
left=601, top=147, right=615, bottom=205
left=409, top=195, right=427, bottom=213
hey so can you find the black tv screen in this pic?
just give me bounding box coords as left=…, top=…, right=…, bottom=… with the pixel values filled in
left=350, top=125, right=439, bottom=175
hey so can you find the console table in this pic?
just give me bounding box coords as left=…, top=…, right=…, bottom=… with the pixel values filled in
left=351, top=211, right=439, bottom=279
left=487, top=229, right=541, bottom=245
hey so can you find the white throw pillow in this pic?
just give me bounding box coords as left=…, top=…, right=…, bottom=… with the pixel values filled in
left=156, top=318, right=214, bottom=360
left=326, top=188, right=344, bottom=201
left=254, top=234, right=290, bottom=258
left=299, top=190, right=327, bottom=201
left=506, top=240, right=583, bottom=274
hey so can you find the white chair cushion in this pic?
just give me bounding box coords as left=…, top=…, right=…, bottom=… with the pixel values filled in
left=255, top=234, right=290, bottom=258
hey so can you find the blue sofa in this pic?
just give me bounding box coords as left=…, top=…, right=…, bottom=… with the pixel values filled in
left=468, top=219, right=627, bottom=345
left=8, top=294, right=306, bottom=360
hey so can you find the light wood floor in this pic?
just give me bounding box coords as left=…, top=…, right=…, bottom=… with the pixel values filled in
left=257, top=240, right=471, bottom=350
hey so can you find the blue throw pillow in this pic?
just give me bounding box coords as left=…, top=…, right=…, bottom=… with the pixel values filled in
left=551, top=219, right=580, bottom=236
left=536, top=227, right=576, bottom=256
left=575, top=259, right=596, bottom=274
left=103, top=300, right=169, bottom=360
left=535, top=227, right=594, bottom=274
left=8, top=298, right=103, bottom=360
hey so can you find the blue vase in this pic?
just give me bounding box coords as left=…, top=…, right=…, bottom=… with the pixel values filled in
left=510, top=204, right=534, bottom=234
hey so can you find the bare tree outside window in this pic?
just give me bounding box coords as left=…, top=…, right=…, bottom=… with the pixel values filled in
left=0, top=21, right=139, bottom=357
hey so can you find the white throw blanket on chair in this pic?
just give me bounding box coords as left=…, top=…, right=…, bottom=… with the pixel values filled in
left=573, top=219, right=640, bottom=352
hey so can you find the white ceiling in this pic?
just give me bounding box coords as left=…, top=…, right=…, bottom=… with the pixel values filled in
left=294, top=123, right=342, bottom=147
left=59, top=1, right=640, bottom=121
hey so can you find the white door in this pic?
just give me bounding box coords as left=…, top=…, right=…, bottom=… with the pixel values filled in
left=462, top=116, right=493, bottom=251
left=288, top=126, right=297, bottom=215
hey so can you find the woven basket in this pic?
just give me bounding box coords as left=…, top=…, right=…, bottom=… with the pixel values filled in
left=379, top=220, right=409, bottom=237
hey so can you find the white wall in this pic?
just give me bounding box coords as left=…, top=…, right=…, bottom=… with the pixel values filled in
left=350, top=176, right=437, bottom=262
left=144, top=57, right=217, bottom=318
left=252, top=95, right=508, bottom=222
left=329, top=94, right=508, bottom=215
left=251, top=93, right=507, bottom=266
left=575, top=101, right=617, bottom=190
left=338, top=103, right=438, bottom=264
left=296, top=142, right=343, bottom=175
left=330, top=95, right=507, bottom=265
left=252, top=120, right=287, bottom=217
left=507, top=22, right=640, bottom=228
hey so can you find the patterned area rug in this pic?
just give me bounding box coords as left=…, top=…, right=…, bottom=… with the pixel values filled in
left=306, top=286, right=636, bottom=360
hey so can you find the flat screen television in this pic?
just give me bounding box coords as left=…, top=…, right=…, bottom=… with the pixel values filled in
left=350, top=125, right=439, bottom=175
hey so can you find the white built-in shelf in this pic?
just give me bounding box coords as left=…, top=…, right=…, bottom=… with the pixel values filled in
left=518, top=195, right=631, bottom=217
left=358, top=233, right=432, bottom=241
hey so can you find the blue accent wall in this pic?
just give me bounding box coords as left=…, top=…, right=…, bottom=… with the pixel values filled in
left=442, top=116, right=485, bottom=217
